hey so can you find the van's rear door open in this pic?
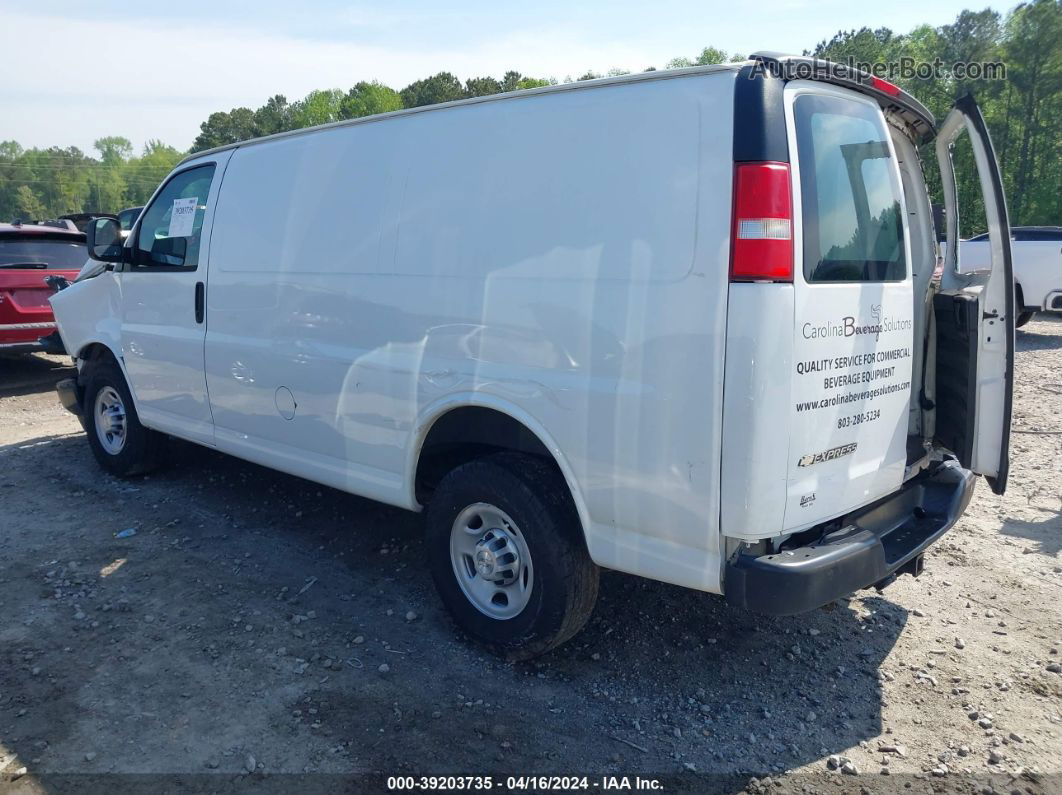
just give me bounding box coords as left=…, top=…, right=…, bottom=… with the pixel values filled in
left=783, top=83, right=915, bottom=533
left=933, top=95, right=1014, bottom=494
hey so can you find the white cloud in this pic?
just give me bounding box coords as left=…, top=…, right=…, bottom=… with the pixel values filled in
left=0, top=11, right=673, bottom=153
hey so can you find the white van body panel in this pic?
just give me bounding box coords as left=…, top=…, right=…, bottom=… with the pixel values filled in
left=118, top=151, right=233, bottom=446
left=719, top=283, right=793, bottom=539
left=48, top=269, right=124, bottom=366
left=201, top=73, right=736, bottom=592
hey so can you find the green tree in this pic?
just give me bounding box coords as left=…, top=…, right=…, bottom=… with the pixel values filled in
left=0, top=140, right=24, bottom=160
left=500, top=71, right=524, bottom=92
left=21, top=146, right=95, bottom=215
left=13, top=184, right=46, bottom=220
left=667, top=46, right=742, bottom=69
left=191, top=107, right=256, bottom=152
left=253, top=95, right=295, bottom=136
left=400, top=72, right=465, bottom=107
left=939, top=9, right=1002, bottom=65
left=291, top=89, right=345, bottom=127
left=809, top=27, right=901, bottom=66
left=94, top=136, right=133, bottom=165
left=806, top=4, right=1062, bottom=233
left=339, top=82, right=402, bottom=119
left=496, top=70, right=552, bottom=91
left=124, top=141, right=183, bottom=205
left=464, top=76, right=503, bottom=97
left=92, top=137, right=131, bottom=211
left=516, top=77, right=552, bottom=89
left=694, top=47, right=730, bottom=64
left=999, top=0, right=1062, bottom=224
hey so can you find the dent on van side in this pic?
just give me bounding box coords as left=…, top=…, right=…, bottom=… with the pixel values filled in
left=50, top=55, right=1012, bottom=658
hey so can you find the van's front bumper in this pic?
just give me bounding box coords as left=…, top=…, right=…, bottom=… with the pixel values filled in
left=724, top=460, right=976, bottom=616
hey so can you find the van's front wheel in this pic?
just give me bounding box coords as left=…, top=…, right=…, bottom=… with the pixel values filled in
left=425, top=453, right=598, bottom=660
left=83, top=360, right=165, bottom=477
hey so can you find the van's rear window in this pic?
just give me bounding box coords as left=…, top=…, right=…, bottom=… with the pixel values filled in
left=794, top=94, right=906, bottom=283
left=0, top=237, right=87, bottom=270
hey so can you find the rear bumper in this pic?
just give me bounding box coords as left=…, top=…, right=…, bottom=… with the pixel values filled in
left=56, top=377, right=82, bottom=417
left=1044, top=291, right=1062, bottom=313
left=0, top=321, right=58, bottom=347
left=37, top=329, right=67, bottom=355
left=724, top=459, right=976, bottom=615
left=0, top=341, right=44, bottom=354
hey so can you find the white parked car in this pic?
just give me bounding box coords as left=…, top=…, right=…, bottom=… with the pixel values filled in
left=959, top=226, right=1062, bottom=327
left=50, top=54, right=1014, bottom=658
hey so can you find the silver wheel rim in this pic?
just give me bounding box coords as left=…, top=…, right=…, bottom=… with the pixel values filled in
left=450, top=503, right=533, bottom=620
left=94, top=386, right=127, bottom=455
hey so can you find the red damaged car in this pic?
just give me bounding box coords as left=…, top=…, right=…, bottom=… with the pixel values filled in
left=0, top=222, right=87, bottom=355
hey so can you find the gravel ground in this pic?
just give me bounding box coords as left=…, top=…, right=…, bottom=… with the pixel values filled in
left=0, top=315, right=1060, bottom=794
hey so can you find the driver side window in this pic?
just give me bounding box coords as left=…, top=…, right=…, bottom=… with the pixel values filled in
left=134, top=164, right=216, bottom=270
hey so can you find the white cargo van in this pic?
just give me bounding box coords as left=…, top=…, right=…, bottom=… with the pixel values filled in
left=51, top=53, right=1013, bottom=659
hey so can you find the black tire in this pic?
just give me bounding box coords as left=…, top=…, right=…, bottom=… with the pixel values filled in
left=1016, top=310, right=1034, bottom=328
left=82, top=359, right=165, bottom=477
left=425, top=452, right=599, bottom=660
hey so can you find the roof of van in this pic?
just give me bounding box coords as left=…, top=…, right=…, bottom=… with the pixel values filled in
left=182, top=54, right=938, bottom=163
left=181, top=64, right=744, bottom=163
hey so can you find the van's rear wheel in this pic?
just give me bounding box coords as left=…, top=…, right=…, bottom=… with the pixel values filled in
left=1016, top=310, right=1034, bottom=328
left=83, top=360, right=165, bottom=477
left=426, top=452, right=598, bottom=660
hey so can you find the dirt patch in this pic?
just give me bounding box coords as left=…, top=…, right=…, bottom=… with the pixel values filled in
left=1, top=316, right=1060, bottom=793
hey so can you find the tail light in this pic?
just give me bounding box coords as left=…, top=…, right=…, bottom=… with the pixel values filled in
left=730, top=161, right=793, bottom=282
left=870, top=76, right=902, bottom=97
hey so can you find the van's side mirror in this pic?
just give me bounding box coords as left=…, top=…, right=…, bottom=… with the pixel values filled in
left=86, top=217, right=123, bottom=262
left=150, top=236, right=187, bottom=266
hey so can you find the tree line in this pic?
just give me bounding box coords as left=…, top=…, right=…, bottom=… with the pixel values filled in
left=811, top=0, right=1060, bottom=234
left=1, top=0, right=1058, bottom=234
left=0, top=138, right=184, bottom=223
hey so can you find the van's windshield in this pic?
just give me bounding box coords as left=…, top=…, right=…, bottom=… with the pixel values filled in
left=794, top=94, right=906, bottom=283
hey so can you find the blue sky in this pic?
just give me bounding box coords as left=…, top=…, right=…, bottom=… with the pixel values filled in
left=1, top=0, right=1010, bottom=154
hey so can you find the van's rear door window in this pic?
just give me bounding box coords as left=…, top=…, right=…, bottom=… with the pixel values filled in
left=0, top=238, right=87, bottom=269
left=794, top=94, right=906, bottom=283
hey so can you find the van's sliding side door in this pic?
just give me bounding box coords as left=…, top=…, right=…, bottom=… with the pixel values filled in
left=934, top=94, right=1014, bottom=494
